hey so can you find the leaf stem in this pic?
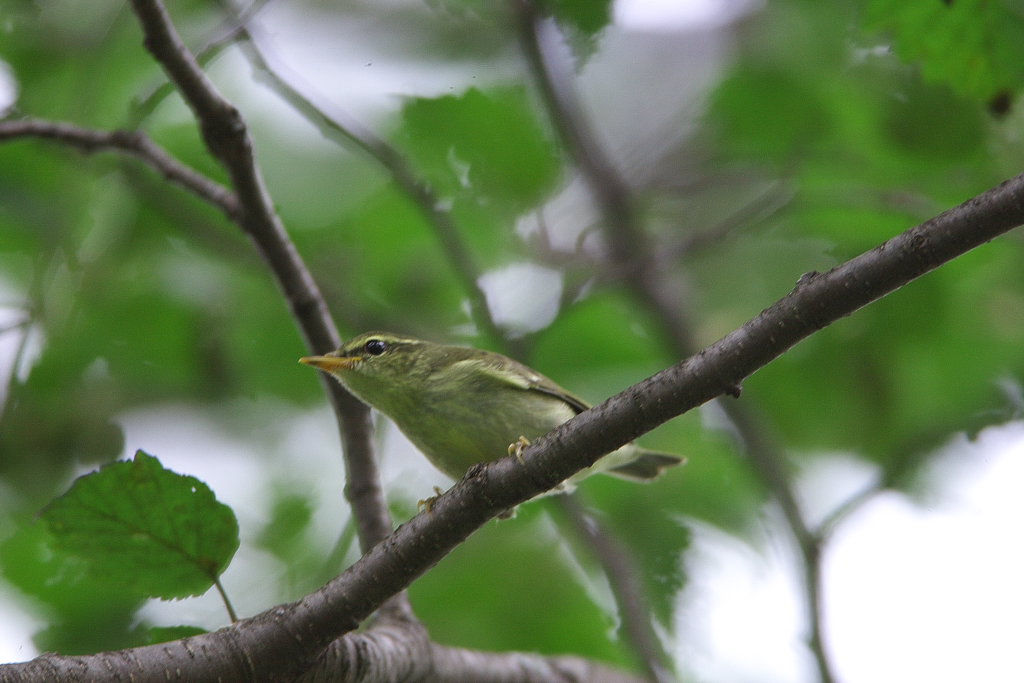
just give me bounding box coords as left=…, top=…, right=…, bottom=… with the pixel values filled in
left=213, top=576, right=239, bottom=623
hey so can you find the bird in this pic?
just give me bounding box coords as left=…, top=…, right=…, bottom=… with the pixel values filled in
left=300, top=331, right=684, bottom=492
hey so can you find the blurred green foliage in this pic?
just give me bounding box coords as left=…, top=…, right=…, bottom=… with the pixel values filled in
left=0, top=520, right=148, bottom=655
left=866, top=0, right=1024, bottom=103
left=1, top=0, right=1022, bottom=674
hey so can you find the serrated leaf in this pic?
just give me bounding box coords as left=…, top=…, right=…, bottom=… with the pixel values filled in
left=40, top=450, right=239, bottom=600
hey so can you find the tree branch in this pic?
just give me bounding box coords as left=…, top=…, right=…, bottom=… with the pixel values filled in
left=0, top=118, right=239, bottom=217
left=128, top=0, right=273, bottom=126
left=302, top=618, right=645, bottom=683
left=2, top=615, right=643, bottom=683
left=125, top=0, right=394, bottom=558
left=5, top=158, right=1021, bottom=680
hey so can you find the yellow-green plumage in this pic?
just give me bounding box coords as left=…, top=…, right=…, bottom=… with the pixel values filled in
left=300, top=332, right=683, bottom=486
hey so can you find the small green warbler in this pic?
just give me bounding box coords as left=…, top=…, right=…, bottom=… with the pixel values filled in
left=300, top=332, right=684, bottom=489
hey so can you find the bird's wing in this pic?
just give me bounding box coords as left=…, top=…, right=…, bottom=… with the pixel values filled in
left=465, top=355, right=591, bottom=415
left=522, top=374, right=590, bottom=414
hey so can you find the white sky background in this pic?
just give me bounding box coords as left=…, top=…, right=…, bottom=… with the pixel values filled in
left=674, top=426, right=1024, bottom=683
left=2, top=1, right=1024, bottom=681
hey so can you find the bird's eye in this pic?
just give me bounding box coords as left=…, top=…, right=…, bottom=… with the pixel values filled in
left=364, top=339, right=388, bottom=356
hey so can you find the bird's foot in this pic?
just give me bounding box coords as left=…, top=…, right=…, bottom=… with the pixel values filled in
left=417, top=486, right=445, bottom=513
left=507, top=435, right=531, bottom=463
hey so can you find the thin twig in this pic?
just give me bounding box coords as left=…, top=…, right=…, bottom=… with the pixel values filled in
left=509, top=7, right=707, bottom=677
left=664, top=181, right=795, bottom=262
left=816, top=480, right=885, bottom=541
left=0, top=315, right=28, bottom=336
left=0, top=312, right=32, bottom=418
left=0, top=118, right=240, bottom=217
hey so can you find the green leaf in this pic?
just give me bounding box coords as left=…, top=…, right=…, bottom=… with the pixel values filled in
left=865, top=0, right=1024, bottom=101
left=563, top=490, right=691, bottom=631
left=255, top=489, right=313, bottom=561
left=40, top=451, right=239, bottom=600
left=399, top=87, right=561, bottom=210
left=546, top=0, right=613, bottom=39
left=709, top=65, right=833, bottom=163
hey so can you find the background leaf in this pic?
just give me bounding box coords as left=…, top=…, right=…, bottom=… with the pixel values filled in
left=865, top=0, right=1024, bottom=102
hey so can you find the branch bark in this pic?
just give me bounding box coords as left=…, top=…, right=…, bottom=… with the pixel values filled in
left=303, top=619, right=644, bottom=683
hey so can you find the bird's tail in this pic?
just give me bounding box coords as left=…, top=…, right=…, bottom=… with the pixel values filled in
left=606, top=449, right=685, bottom=481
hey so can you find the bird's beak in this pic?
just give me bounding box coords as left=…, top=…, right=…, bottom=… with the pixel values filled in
left=298, top=355, right=359, bottom=372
